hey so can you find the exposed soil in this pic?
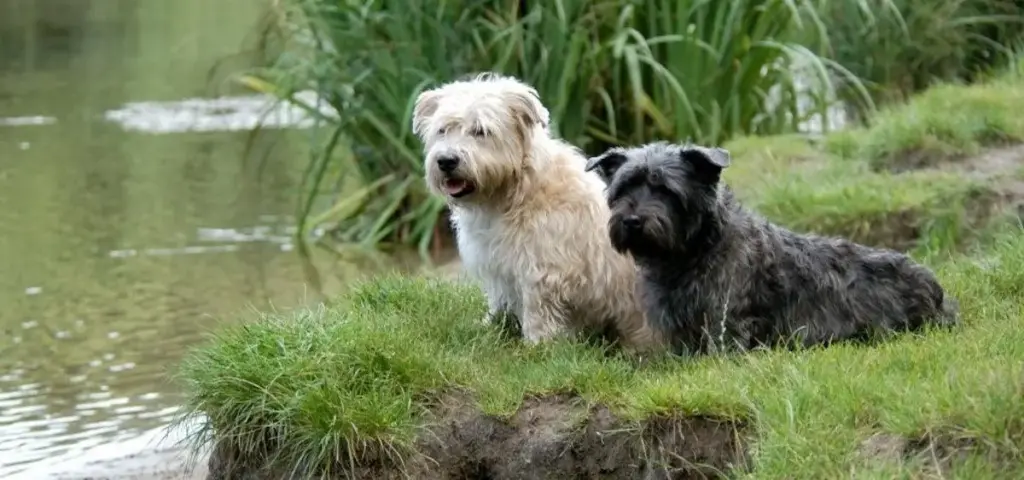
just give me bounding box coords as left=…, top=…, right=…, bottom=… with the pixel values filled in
left=811, top=183, right=1008, bottom=253
left=858, top=430, right=990, bottom=475
left=840, top=208, right=934, bottom=252
left=861, top=144, right=1024, bottom=251
left=205, top=393, right=749, bottom=480
left=878, top=132, right=1022, bottom=175
left=880, top=142, right=1024, bottom=196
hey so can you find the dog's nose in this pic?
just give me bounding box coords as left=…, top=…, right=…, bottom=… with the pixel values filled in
left=623, top=215, right=642, bottom=230
left=436, top=155, right=460, bottom=173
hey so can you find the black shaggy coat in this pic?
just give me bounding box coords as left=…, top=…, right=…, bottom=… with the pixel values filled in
left=585, top=142, right=959, bottom=355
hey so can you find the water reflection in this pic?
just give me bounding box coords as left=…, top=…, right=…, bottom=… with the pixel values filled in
left=0, top=0, right=406, bottom=476
left=103, top=91, right=336, bottom=133
left=0, top=116, right=57, bottom=127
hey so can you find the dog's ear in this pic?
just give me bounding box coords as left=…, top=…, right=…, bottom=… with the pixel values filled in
left=680, top=146, right=731, bottom=184
left=585, top=148, right=628, bottom=183
left=505, top=86, right=551, bottom=131
left=412, top=89, right=441, bottom=138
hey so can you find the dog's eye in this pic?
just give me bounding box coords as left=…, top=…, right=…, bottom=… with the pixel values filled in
left=470, top=127, right=487, bottom=138
left=437, top=126, right=449, bottom=136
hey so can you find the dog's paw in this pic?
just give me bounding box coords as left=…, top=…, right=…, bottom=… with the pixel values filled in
left=521, top=320, right=566, bottom=344
left=522, top=326, right=549, bottom=344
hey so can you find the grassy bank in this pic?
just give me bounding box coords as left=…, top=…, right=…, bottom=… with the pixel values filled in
left=180, top=73, right=1024, bottom=478
left=181, top=235, right=1024, bottom=478
left=724, top=61, right=1024, bottom=255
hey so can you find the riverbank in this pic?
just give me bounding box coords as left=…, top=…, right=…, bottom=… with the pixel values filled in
left=177, top=68, right=1024, bottom=478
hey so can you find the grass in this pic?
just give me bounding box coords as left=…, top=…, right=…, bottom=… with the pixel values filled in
left=825, top=66, right=1024, bottom=167
left=178, top=68, right=1024, bottom=477
left=719, top=61, right=1024, bottom=255
left=179, top=230, right=1024, bottom=478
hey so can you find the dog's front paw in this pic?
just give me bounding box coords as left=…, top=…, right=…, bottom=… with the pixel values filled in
left=521, top=319, right=567, bottom=344
left=482, top=309, right=524, bottom=340
left=481, top=308, right=506, bottom=325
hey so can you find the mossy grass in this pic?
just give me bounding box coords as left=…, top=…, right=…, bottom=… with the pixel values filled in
left=179, top=72, right=1024, bottom=478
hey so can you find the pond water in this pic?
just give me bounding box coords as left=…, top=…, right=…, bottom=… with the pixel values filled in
left=0, top=1, right=416, bottom=476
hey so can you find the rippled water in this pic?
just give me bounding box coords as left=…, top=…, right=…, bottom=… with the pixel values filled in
left=0, top=1, right=412, bottom=476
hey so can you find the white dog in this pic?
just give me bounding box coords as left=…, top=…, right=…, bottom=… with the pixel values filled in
left=412, top=73, right=659, bottom=351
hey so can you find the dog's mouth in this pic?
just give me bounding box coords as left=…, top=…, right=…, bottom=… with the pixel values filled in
left=609, top=216, right=668, bottom=256
left=443, top=178, right=476, bottom=198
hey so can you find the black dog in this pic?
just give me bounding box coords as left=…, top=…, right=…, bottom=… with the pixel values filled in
left=585, top=142, right=959, bottom=355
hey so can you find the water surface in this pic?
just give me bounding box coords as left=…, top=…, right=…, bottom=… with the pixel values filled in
left=0, top=1, right=407, bottom=475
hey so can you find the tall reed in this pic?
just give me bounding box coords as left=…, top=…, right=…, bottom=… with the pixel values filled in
left=255, top=0, right=883, bottom=257
left=816, top=0, right=1024, bottom=110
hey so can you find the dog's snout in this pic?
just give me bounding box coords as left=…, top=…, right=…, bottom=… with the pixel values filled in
left=436, top=155, right=460, bottom=173
left=622, top=215, right=642, bottom=230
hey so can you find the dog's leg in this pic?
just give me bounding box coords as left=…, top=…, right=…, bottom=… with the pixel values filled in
left=520, top=283, right=571, bottom=344
left=482, top=297, right=509, bottom=325
left=480, top=276, right=512, bottom=325
left=477, top=276, right=527, bottom=338
left=617, top=319, right=668, bottom=359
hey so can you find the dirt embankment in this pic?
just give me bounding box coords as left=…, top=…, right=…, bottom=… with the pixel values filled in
left=207, top=393, right=748, bottom=480
left=880, top=143, right=1024, bottom=235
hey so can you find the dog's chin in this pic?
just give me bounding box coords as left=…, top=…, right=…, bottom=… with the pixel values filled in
left=609, top=224, right=641, bottom=255
left=441, top=178, right=477, bottom=199
left=610, top=224, right=672, bottom=258
left=609, top=236, right=633, bottom=255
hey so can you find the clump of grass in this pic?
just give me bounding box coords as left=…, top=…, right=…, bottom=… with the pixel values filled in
left=749, top=167, right=986, bottom=251
left=715, top=70, right=1024, bottom=254
left=823, top=65, right=1024, bottom=167
left=253, top=0, right=885, bottom=257
left=176, top=278, right=488, bottom=473
left=178, top=225, right=1024, bottom=477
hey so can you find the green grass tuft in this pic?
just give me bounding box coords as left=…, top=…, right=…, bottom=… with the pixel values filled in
left=179, top=228, right=1024, bottom=477
left=719, top=70, right=1024, bottom=254
left=823, top=73, right=1024, bottom=167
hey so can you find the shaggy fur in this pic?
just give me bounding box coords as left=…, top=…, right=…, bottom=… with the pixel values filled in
left=412, top=73, right=659, bottom=351
left=585, top=141, right=960, bottom=355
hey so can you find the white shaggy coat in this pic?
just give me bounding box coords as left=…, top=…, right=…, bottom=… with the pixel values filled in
left=412, top=73, right=658, bottom=350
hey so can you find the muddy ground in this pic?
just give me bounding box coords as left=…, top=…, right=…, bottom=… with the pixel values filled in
left=206, top=393, right=749, bottom=480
